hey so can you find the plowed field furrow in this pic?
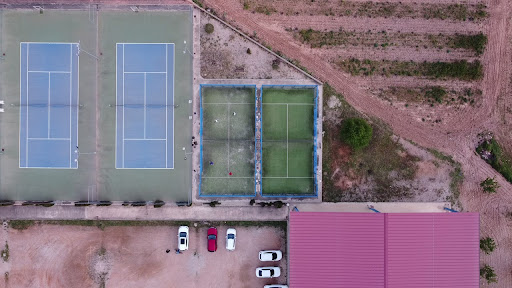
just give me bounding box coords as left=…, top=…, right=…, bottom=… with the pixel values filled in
left=362, top=76, right=477, bottom=89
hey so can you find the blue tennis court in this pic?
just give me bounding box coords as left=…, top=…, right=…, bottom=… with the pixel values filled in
left=19, top=42, right=79, bottom=169
left=116, top=43, right=175, bottom=169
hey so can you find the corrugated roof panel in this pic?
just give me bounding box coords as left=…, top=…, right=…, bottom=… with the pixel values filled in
left=289, top=212, right=385, bottom=288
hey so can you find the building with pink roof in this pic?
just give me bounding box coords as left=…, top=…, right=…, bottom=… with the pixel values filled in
left=289, top=212, right=479, bottom=288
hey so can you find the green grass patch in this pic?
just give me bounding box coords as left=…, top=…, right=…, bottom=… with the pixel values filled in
left=477, top=138, right=512, bottom=183
left=452, top=33, right=487, bottom=55
left=9, top=220, right=35, bottom=231
left=336, top=58, right=483, bottom=81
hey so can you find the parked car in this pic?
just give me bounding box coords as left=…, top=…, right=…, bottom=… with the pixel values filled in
left=259, top=250, right=282, bottom=261
left=264, top=285, right=288, bottom=288
left=207, top=227, right=217, bottom=252
left=226, top=228, right=236, bottom=251
left=256, top=267, right=281, bottom=278
left=178, top=226, right=189, bottom=251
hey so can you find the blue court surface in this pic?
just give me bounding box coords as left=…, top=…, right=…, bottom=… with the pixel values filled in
left=19, top=42, right=79, bottom=169
left=116, top=43, right=175, bottom=169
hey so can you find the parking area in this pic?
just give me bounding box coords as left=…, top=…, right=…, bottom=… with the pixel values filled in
left=0, top=222, right=287, bottom=288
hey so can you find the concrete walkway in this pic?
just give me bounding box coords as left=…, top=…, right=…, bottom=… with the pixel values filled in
left=0, top=205, right=288, bottom=221
left=293, top=202, right=451, bottom=213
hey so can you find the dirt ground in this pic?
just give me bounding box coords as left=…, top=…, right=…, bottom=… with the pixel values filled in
left=198, top=0, right=512, bottom=285
left=0, top=223, right=287, bottom=288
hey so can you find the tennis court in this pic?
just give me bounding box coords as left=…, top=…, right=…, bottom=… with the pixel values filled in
left=116, top=43, right=175, bottom=169
left=19, top=42, right=79, bottom=169
left=261, top=86, right=318, bottom=196
left=200, top=85, right=256, bottom=196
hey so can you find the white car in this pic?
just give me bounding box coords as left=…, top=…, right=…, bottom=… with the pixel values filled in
left=264, top=285, right=288, bottom=288
left=256, top=267, right=281, bottom=278
left=259, top=250, right=282, bottom=261
left=178, top=226, right=189, bottom=251
left=226, top=228, right=236, bottom=251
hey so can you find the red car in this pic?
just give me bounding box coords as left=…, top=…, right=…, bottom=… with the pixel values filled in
left=207, top=227, right=217, bottom=252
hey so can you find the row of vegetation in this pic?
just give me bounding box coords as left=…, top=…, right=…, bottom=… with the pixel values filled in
left=244, top=0, right=487, bottom=21
left=375, top=86, right=481, bottom=106
left=480, top=237, right=498, bottom=283
left=322, top=84, right=420, bottom=202
left=336, top=58, right=483, bottom=81
left=295, top=28, right=487, bottom=55
left=476, top=137, right=512, bottom=183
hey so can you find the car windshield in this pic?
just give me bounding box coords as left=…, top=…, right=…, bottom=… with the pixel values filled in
left=179, top=232, right=187, bottom=237
left=227, top=234, right=234, bottom=239
left=271, top=253, right=277, bottom=259
left=269, top=270, right=274, bottom=276
left=208, top=235, right=216, bottom=240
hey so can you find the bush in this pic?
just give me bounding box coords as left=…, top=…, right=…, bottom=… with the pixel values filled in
left=424, top=86, right=446, bottom=103
left=271, top=59, right=280, bottom=70
left=480, top=264, right=497, bottom=283
left=246, top=48, right=252, bottom=54
left=205, top=23, right=214, bottom=34
left=154, top=200, right=165, bottom=208
left=249, top=199, right=255, bottom=206
left=480, top=237, right=496, bottom=254
left=340, top=118, right=373, bottom=150
left=476, top=139, right=512, bottom=183
left=453, top=33, right=487, bottom=55
left=208, top=201, right=220, bottom=207
left=480, top=177, right=500, bottom=193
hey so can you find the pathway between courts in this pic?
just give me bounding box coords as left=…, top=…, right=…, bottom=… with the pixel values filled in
left=0, top=205, right=288, bottom=221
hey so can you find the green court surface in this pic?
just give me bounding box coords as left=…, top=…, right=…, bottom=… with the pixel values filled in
left=200, top=86, right=256, bottom=196
left=0, top=7, right=193, bottom=201
left=261, top=87, right=316, bottom=196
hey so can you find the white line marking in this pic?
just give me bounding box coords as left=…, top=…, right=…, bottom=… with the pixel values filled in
left=262, top=177, right=314, bottom=179
left=227, top=102, right=230, bottom=172
left=144, top=72, right=146, bottom=139
left=75, top=43, right=80, bottom=169
left=115, top=44, right=118, bottom=167
left=26, top=44, right=29, bottom=167
left=122, top=44, right=125, bottom=168
left=48, top=73, right=50, bottom=138
left=287, top=103, right=289, bottom=178
left=262, top=103, right=314, bottom=105
left=69, top=44, right=72, bottom=168
left=123, top=71, right=166, bottom=74
left=172, top=43, right=175, bottom=169
left=165, top=44, right=168, bottom=168
left=203, top=103, right=253, bottom=105
left=28, top=70, right=70, bottom=73
left=202, top=177, right=254, bottom=179
left=28, top=138, right=70, bottom=140
left=124, top=138, right=166, bottom=141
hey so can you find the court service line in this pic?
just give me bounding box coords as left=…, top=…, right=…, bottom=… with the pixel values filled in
left=26, top=44, right=29, bottom=166
left=124, top=138, right=166, bottom=141
left=165, top=44, right=168, bottom=168
left=48, top=72, right=51, bottom=139
left=122, top=44, right=125, bottom=168
left=69, top=44, right=72, bottom=168
left=262, top=177, right=314, bottom=179
left=28, top=71, right=70, bottom=74
left=28, top=138, right=70, bottom=141
left=227, top=103, right=230, bottom=172
left=144, top=72, right=147, bottom=139
left=202, top=176, right=254, bottom=179
left=123, top=71, right=166, bottom=74
left=287, top=103, right=289, bottom=178
left=172, top=43, right=175, bottom=169
left=262, top=103, right=314, bottom=105
left=203, top=103, right=253, bottom=105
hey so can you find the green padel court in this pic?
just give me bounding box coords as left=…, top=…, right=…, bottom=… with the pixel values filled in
left=200, top=85, right=256, bottom=196
left=261, top=86, right=318, bottom=196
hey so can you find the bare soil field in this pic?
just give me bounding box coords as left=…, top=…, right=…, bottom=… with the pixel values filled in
left=198, top=0, right=512, bottom=285
left=0, top=222, right=286, bottom=288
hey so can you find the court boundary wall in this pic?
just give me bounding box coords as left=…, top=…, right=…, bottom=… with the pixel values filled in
left=260, top=85, right=319, bottom=198
left=198, top=84, right=257, bottom=197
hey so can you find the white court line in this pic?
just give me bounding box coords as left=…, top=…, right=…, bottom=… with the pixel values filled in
left=122, top=44, right=125, bottom=168
left=287, top=103, right=289, bottom=178
left=262, top=177, right=314, bottom=179
left=172, top=43, right=175, bottom=169
left=28, top=138, right=70, bottom=140
left=48, top=73, right=51, bottom=139
left=123, top=71, right=166, bottom=74
left=227, top=103, right=230, bottom=172
left=165, top=44, right=168, bottom=168
left=203, top=103, right=253, bottom=105
left=144, top=72, right=147, bottom=139
left=262, top=103, right=314, bottom=105
left=26, top=44, right=29, bottom=166
left=124, top=138, right=166, bottom=141
left=29, top=70, right=70, bottom=73
left=202, top=177, right=254, bottom=179
left=69, top=44, right=72, bottom=168
left=76, top=43, right=80, bottom=169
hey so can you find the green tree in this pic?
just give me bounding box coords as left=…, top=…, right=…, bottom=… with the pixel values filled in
left=205, top=23, right=214, bottom=34
left=480, top=264, right=497, bottom=283
left=480, top=177, right=500, bottom=193
left=480, top=237, right=496, bottom=254
left=340, top=118, right=373, bottom=150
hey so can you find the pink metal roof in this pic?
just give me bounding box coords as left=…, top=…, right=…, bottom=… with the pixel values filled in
left=289, top=212, right=479, bottom=288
